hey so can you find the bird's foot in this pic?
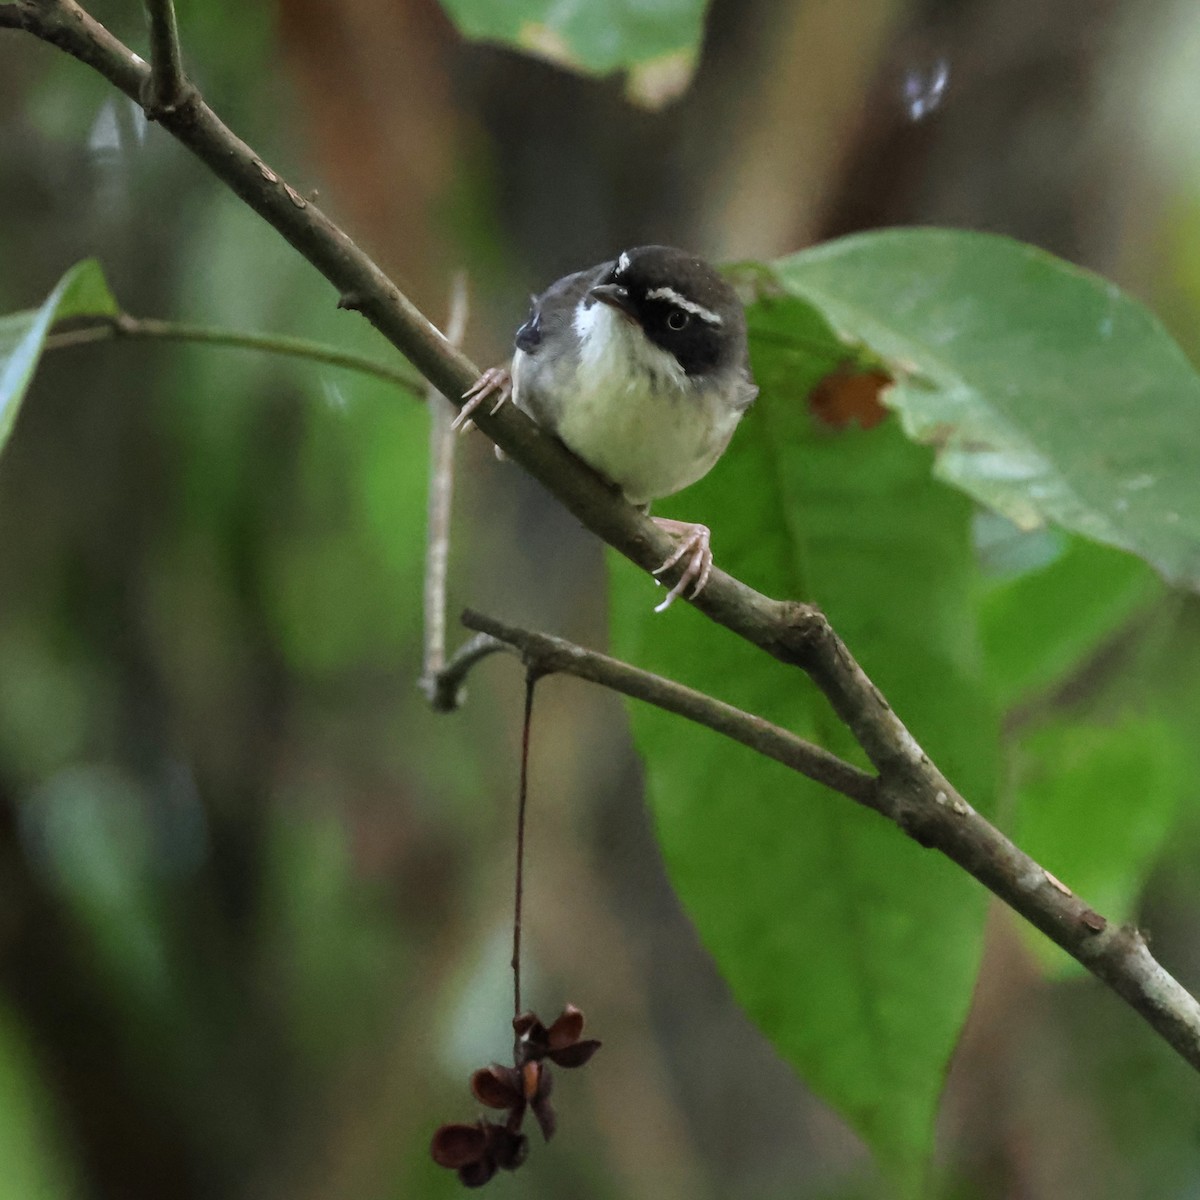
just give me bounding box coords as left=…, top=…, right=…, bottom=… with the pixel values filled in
left=453, top=366, right=513, bottom=433
left=651, top=518, right=713, bottom=612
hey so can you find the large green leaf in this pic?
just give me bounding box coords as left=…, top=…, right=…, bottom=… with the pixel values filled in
left=611, top=292, right=998, bottom=1191
left=980, top=533, right=1160, bottom=709
left=1001, top=595, right=1200, bottom=982
left=776, top=229, right=1200, bottom=594
left=0, top=260, right=118, bottom=458
left=1009, top=714, right=1186, bottom=979
left=436, top=0, right=708, bottom=102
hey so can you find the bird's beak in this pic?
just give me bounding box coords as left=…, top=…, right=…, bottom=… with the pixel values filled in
left=588, top=283, right=638, bottom=323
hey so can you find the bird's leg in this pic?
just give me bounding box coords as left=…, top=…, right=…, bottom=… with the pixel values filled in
left=452, top=366, right=513, bottom=433
left=650, top=518, right=713, bottom=612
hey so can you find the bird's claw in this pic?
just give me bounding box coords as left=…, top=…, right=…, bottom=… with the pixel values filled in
left=453, top=366, right=513, bottom=433
left=651, top=519, right=713, bottom=612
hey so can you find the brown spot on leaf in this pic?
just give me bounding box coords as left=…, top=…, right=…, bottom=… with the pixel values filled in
left=809, top=365, right=891, bottom=430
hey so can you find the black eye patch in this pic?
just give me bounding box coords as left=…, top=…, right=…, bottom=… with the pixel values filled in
left=638, top=298, right=720, bottom=374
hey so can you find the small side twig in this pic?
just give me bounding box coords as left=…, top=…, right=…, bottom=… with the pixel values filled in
left=44, top=313, right=422, bottom=392
left=142, top=0, right=189, bottom=115
left=461, top=609, right=879, bottom=807
left=420, top=275, right=469, bottom=704
left=424, top=632, right=512, bottom=713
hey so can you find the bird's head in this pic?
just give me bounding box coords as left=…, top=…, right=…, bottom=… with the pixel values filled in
left=574, top=246, right=748, bottom=385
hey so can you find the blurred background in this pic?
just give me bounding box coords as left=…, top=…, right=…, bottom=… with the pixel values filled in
left=3, top=0, right=1200, bottom=1196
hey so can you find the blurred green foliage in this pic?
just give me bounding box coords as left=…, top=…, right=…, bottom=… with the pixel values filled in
left=5, top=1, right=1200, bottom=1198
left=0, top=1002, right=80, bottom=1199
left=436, top=0, right=708, bottom=76
left=0, top=261, right=118, bottom=455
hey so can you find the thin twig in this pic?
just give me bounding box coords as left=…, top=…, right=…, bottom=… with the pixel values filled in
left=422, top=632, right=513, bottom=713
left=513, top=672, right=537, bottom=1017
left=7, top=0, right=1200, bottom=1074
left=420, top=274, right=469, bottom=702
left=142, top=0, right=188, bottom=114
left=462, top=609, right=880, bottom=807
left=44, top=314, right=421, bottom=393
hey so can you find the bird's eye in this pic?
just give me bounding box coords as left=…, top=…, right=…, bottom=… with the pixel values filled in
left=667, top=309, right=690, bottom=331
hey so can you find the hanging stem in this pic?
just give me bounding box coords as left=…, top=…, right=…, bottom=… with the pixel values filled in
left=512, top=671, right=538, bottom=1017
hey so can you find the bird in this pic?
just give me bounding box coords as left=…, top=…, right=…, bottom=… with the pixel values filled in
left=455, top=245, right=757, bottom=611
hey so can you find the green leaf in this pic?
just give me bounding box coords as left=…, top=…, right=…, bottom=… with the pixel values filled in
left=775, top=229, right=1200, bottom=594
left=980, top=533, right=1161, bottom=709
left=0, top=259, right=118, bottom=459
left=1010, top=714, right=1186, bottom=978
left=610, top=292, right=999, bottom=1191
left=436, top=0, right=708, bottom=102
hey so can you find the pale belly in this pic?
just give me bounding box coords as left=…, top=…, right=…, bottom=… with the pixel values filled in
left=513, top=347, right=738, bottom=505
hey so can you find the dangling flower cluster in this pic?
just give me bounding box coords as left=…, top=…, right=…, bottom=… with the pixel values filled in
left=430, top=1005, right=601, bottom=1188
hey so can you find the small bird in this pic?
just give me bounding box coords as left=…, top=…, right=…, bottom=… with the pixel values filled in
left=455, top=246, right=757, bottom=610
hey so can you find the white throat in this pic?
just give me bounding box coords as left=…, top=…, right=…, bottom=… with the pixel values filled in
left=571, top=299, right=688, bottom=394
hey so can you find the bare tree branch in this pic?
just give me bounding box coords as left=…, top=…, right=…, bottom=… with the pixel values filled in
left=6, top=0, right=1200, bottom=1072
left=0, top=0, right=705, bottom=608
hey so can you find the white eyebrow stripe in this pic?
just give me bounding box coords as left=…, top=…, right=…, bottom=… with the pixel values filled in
left=645, top=286, right=722, bottom=325
left=616, top=251, right=631, bottom=274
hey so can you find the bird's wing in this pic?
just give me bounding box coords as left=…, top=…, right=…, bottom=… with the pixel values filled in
left=514, top=262, right=612, bottom=355
left=735, top=366, right=759, bottom=411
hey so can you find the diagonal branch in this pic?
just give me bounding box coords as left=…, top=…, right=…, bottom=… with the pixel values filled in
left=0, top=0, right=717, bottom=612
left=6, top=0, right=1200, bottom=1073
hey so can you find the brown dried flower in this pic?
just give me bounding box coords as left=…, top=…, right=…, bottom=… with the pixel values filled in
left=429, top=1119, right=528, bottom=1189
left=430, top=1005, right=600, bottom=1187
left=513, top=1004, right=602, bottom=1069
left=471, top=1059, right=556, bottom=1142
